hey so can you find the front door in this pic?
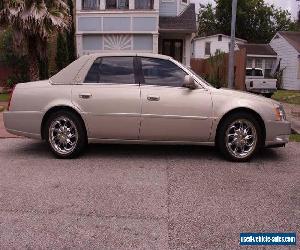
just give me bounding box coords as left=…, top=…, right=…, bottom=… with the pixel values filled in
left=71, top=56, right=141, bottom=140
left=162, top=39, right=183, bottom=63
left=138, top=57, right=213, bottom=142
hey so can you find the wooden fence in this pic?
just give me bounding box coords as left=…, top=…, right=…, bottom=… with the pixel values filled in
left=190, top=48, right=247, bottom=90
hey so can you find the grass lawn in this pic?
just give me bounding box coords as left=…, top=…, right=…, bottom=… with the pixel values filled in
left=272, top=90, right=300, bottom=105
left=290, top=134, right=300, bottom=142
left=0, top=93, right=10, bottom=102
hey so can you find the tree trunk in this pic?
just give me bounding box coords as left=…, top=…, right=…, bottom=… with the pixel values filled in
left=27, top=38, right=40, bottom=81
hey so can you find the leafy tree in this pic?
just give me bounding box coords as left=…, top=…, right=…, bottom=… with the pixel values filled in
left=56, top=32, right=69, bottom=71
left=0, top=0, right=71, bottom=81
left=197, top=0, right=299, bottom=43
left=0, top=28, right=29, bottom=84
left=197, top=3, right=218, bottom=36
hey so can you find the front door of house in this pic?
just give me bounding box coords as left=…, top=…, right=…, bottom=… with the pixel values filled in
left=162, top=39, right=183, bottom=63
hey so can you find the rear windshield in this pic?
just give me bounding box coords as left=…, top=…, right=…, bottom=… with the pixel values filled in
left=246, top=69, right=263, bottom=77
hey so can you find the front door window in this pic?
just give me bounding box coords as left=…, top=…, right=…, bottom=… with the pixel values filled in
left=162, top=39, right=183, bottom=63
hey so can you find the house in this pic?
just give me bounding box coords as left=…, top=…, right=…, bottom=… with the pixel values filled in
left=75, top=0, right=196, bottom=66
left=270, top=31, right=300, bottom=90
left=238, top=44, right=277, bottom=78
left=192, top=34, right=247, bottom=59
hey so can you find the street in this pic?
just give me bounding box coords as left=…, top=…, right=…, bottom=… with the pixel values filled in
left=0, top=139, right=299, bottom=249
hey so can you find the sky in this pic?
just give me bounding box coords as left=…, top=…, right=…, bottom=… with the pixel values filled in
left=191, top=0, right=299, bottom=20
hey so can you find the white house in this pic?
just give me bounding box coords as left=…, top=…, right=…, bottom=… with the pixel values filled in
left=75, top=0, right=197, bottom=66
left=192, top=34, right=247, bottom=59
left=238, top=44, right=277, bottom=78
left=270, top=31, right=300, bottom=90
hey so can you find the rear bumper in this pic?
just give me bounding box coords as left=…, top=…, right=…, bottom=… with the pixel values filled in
left=248, top=88, right=277, bottom=94
left=3, top=111, right=43, bottom=139
left=264, top=120, right=291, bottom=147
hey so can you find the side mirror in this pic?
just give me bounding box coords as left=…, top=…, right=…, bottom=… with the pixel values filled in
left=183, top=75, right=197, bottom=90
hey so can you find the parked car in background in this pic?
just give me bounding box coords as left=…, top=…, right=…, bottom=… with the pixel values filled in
left=4, top=53, right=290, bottom=162
left=245, top=68, right=277, bottom=98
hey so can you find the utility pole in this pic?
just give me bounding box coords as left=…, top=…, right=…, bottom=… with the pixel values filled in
left=228, top=0, right=238, bottom=89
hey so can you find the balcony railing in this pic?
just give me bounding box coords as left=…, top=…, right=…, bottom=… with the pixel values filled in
left=81, top=0, right=154, bottom=10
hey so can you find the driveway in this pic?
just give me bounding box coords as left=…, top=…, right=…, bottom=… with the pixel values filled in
left=0, top=139, right=299, bottom=249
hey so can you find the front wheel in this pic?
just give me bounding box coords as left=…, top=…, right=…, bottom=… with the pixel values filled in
left=45, top=111, right=87, bottom=159
left=217, top=112, right=263, bottom=162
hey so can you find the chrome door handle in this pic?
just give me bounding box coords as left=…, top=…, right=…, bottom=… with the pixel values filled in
left=79, top=93, right=92, bottom=99
left=147, top=95, right=160, bottom=101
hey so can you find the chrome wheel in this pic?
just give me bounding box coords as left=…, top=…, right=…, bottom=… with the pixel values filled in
left=225, top=119, right=257, bottom=159
left=49, top=116, right=78, bottom=155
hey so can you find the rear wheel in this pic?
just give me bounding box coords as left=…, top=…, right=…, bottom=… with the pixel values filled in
left=217, top=112, right=263, bottom=162
left=44, top=111, right=87, bottom=159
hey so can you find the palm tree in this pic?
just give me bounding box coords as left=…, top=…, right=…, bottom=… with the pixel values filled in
left=0, top=0, right=71, bottom=81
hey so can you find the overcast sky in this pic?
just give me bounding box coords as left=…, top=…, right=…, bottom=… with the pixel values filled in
left=191, top=0, right=299, bottom=19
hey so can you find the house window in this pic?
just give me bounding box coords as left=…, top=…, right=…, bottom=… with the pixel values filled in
left=247, top=58, right=253, bottom=68
left=205, top=42, right=211, bottom=55
left=255, top=58, right=262, bottom=69
left=82, top=0, right=99, bottom=10
left=106, top=0, right=129, bottom=9
left=135, top=0, right=153, bottom=9
left=264, top=58, right=275, bottom=78
left=218, top=35, right=222, bottom=41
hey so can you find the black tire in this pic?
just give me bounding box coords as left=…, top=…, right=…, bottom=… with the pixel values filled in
left=216, top=112, right=263, bottom=162
left=44, top=110, right=87, bottom=159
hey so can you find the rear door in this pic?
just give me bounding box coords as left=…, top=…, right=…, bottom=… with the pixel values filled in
left=71, top=56, right=141, bottom=140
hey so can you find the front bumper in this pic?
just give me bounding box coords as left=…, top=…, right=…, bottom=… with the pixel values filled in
left=264, top=120, right=291, bottom=147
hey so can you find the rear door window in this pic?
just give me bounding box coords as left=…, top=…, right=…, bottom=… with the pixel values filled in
left=84, top=57, right=136, bottom=84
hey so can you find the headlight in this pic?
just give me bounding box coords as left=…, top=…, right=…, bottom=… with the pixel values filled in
left=274, top=105, right=286, bottom=121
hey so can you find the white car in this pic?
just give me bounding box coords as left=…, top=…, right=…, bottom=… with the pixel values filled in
left=4, top=53, right=291, bottom=161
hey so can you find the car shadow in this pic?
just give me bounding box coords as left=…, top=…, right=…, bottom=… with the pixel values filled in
left=9, top=139, right=286, bottom=163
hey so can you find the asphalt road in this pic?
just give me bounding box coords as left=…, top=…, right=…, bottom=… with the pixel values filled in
left=0, top=139, right=299, bottom=249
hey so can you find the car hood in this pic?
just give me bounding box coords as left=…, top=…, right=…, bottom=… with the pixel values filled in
left=211, top=88, right=280, bottom=106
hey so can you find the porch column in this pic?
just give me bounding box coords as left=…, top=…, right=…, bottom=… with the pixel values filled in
left=185, top=34, right=192, bottom=67
left=100, top=0, right=106, bottom=10
left=76, top=0, right=82, bottom=11
left=129, top=0, right=135, bottom=10
left=76, top=34, right=83, bottom=57
left=153, top=34, right=159, bottom=53
left=153, top=0, right=159, bottom=11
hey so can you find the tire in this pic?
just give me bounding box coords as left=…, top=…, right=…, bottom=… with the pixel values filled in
left=216, top=112, right=263, bottom=162
left=44, top=110, right=87, bottom=159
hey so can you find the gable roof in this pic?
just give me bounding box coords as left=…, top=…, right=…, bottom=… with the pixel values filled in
left=278, top=31, right=300, bottom=53
left=159, top=4, right=197, bottom=33
left=193, top=34, right=247, bottom=43
left=238, top=44, right=277, bottom=56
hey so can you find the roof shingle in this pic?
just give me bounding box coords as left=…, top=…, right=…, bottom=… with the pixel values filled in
left=278, top=31, right=300, bottom=53
left=238, top=44, right=277, bottom=56
left=159, top=4, right=197, bottom=33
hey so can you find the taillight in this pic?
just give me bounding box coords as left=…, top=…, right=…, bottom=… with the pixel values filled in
left=7, top=85, right=16, bottom=111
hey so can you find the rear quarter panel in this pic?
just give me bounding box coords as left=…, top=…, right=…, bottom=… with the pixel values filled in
left=4, top=81, right=73, bottom=138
